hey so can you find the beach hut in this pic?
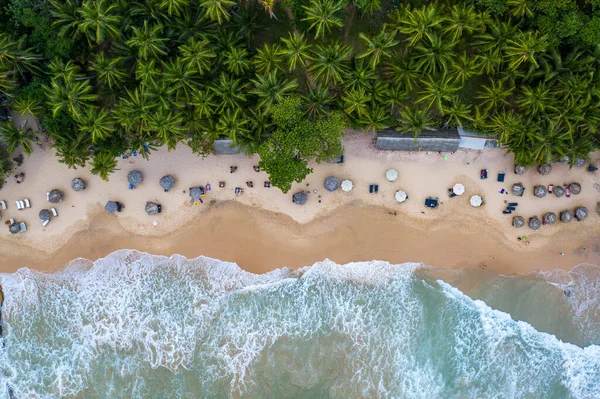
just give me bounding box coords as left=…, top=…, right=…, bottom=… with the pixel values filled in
left=554, top=186, right=565, bottom=197
left=105, top=201, right=120, bottom=213
left=341, top=180, right=353, bottom=192
left=189, top=186, right=205, bottom=200
left=528, top=216, right=541, bottom=230
left=569, top=183, right=581, bottom=195
left=512, top=216, right=525, bottom=228
left=512, top=183, right=524, bottom=196
left=452, top=183, right=465, bottom=196
left=39, top=209, right=51, bottom=222
left=470, top=195, right=483, bottom=207
left=145, top=202, right=161, bottom=215
left=560, top=210, right=573, bottom=223
left=386, top=169, right=398, bottom=182
left=395, top=190, right=408, bottom=203
left=292, top=191, right=308, bottom=205
left=71, top=178, right=86, bottom=192
left=575, top=207, right=588, bottom=220
left=324, top=176, right=340, bottom=192
left=514, top=164, right=527, bottom=175
left=533, top=185, right=547, bottom=198
left=160, top=175, right=175, bottom=192
left=575, top=157, right=587, bottom=167
left=48, top=189, right=63, bottom=203
left=128, top=170, right=143, bottom=187
left=9, top=223, right=21, bottom=234
left=538, top=164, right=552, bottom=175
left=543, top=212, right=557, bottom=225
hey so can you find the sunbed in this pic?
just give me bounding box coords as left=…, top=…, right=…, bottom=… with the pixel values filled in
left=425, top=197, right=439, bottom=208
left=51, top=208, right=58, bottom=217
left=42, top=220, right=49, bottom=227
left=19, top=222, right=26, bottom=232
left=497, top=173, right=505, bottom=182
left=369, top=184, right=374, bottom=193
left=502, top=210, right=512, bottom=214
left=508, top=202, right=518, bottom=206
left=506, top=206, right=516, bottom=211
left=0, top=200, right=6, bottom=210
left=374, top=185, right=379, bottom=193
left=15, top=201, right=23, bottom=210
left=336, top=155, right=344, bottom=164
left=480, top=169, right=488, bottom=179
left=24, top=199, right=30, bottom=208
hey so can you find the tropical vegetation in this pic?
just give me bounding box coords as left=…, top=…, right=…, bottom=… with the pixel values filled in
left=0, top=0, right=599, bottom=191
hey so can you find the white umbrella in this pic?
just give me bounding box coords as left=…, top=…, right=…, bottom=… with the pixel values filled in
left=470, top=195, right=483, bottom=207
left=395, top=190, right=407, bottom=203
left=386, top=169, right=398, bottom=182
left=341, top=180, right=353, bottom=192
left=452, top=183, right=465, bottom=196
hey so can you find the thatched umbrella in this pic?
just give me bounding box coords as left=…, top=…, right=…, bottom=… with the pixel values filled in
left=160, top=175, right=175, bottom=192
left=533, top=185, right=547, bottom=198
left=538, top=164, right=552, bottom=175
left=512, top=216, right=525, bottom=228
left=128, top=170, right=143, bottom=187
left=543, top=212, right=557, bottom=225
left=9, top=223, right=21, bottom=234
left=48, top=189, right=63, bottom=203
left=39, top=209, right=51, bottom=222
left=105, top=201, right=119, bottom=213
left=145, top=202, right=160, bottom=215
left=514, top=164, right=527, bottom=175
left=71, top=178, right=86, bottom=191
left=575, top=157, right=587, bottom=167
left=559, top=156, right=571, bottom=164
left=324, top=176, right=340, bottom=192
left=560, top=210, right=573, bottom=223
left=528, top=216, right=541, bottom=230
left=512, top=183, right=524, bottom=196
left=292, top=191, right=308, bottom=205
left=554, top=186, right=565, bottom=197
left=189, top=186, right=204, bottom=200
left=569, top=182, right=581, bottom=195
left=575, top=207, right=588, bottom=220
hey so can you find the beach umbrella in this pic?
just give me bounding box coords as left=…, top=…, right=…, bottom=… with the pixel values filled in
left=341, top=180, right=353, bottom=192
left=128, top=170, right=143, bottom=187
left=189, top=186, right=204, bottom=200
left=324, top=176, right=340, bottom=192
left=533, top=185, right=547, bottom=198
left=560, top=210, right=572, bottom=223
left=160, top=175, right=175, bottom=192
left=9, top=223, right=21, bottom=234
left=575, top=207, right=588, bottom=220
left=512, top=216, right=525, bottom=228
left=395, top=190, right=407, bottom=203
left=559, top=156, right=571, bottom=164
left=452, top=183, right=465, bottom=196
left=39, top=209, right=51, bottom=222
left=470, top=195, right=483, bottom=207
left=538, top=164, right=552, bottom=175
left=145, top=202, right=160, bottom=215
left=105, top=201, right=119, bottom=214
left=292, top=191, right=308, bottom=205
left=511, top=183, right=524, bottom=196
left=543, top=212, right=557, bottom=225
left=554, top=186, right=565, bottom=197
left=514, top=164, right=527, bottom=175
left=569, top=182, right=581, bottom=195
left=71, top=178, right=86, bottom=191
left=386, top=169, right=398, bottom=182
left=529, top=216, right=541, bottom=230
left=575, top=157, right=587, bottom=167
left=48, top=189, right=63, bottom=203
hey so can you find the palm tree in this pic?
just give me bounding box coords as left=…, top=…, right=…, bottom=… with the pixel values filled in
left=398, top=106, right=434, bottom=139
left=210, top=73, right=248, bottom=111
left=178, top=37, right=215, bottom=75
left=442, top=4, right=482, bottom=42
left=216, top=108, right=249, bottom=144
left=160, top=0, right=190, bottom=16
left=450, top=52, right=480, bottom=85
left=473, top=20, right=518, bottom=54
left=475, top=50, right=502, bottom=75
left=310, top=42, right=352, bottom=86
left=89, top=52, right=126, bottom=90
left=344, top=59, right=377, bottom=92
left=302, top=0, right=345, bottom=40
left=199, top=0, right=235, bottom=25
left=135, top=59, right=161, bottom=86
left=114, top=88, right=155, bottom=133
left=76, top=106, right=115, bottom=143
left=193, top=90, right=217, bottom=118
left=416, top=73, right=458, bottom=114
left=149, top=109, right=186, bottom=149
left=382, top=84, right=409, bottom=115
left=280, top=32, right=312, bottom=73
left=507, top=0, right=533, bottom=19
left=342, top=87, right=370, bottom=117
left=477, top=78, right=513, bottom=114
left=13, top=95, right=43, bottom=118
left=504, top=31, right=548, bottom=70
left=486, top=108, right=522, bottom=143
left=250, top=71, right=299, bottom=109
left=358, top=104, right=390, bottom=133
left=0, top=122, right=35, bottom=154
left=46, top=79, right=98, bottom=119
left=126, top=21, right=169, bottom=60
left=302, top=84, right=333, bottom=120
left=253, top=43, right=284, bottom=74
left=397, top=4, right=445, bottom=47
left=163, top=57, right=199, bottom=102
left=50, top=0, right=81, bottom=39
left=443, top=96, right=472, bottom=128
left=77, top=0, right=122, bottom=44
left=517, top=83, right=556, bottom=115
left=383, top=50, right=419, bottom=91
left=90, top=151, right=118, bottom=181
left=53, top=132, right=90, bottom=168
left=0, top=33, right=42, bottom=78
left=232, top=4, right=264, bottom=48
left=48, top=59, right=84, bottom=83
left=413, top=33, right=456, bottom=75
left=224, top=47, right=251, bottom=75
left=357, top=27, right=399, bottom=70
left=0, top=70, right=17, bottom=97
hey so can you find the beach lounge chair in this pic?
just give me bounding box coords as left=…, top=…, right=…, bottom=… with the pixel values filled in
left=502, top=210, right=512, bottom=214
left=374, top=185, right=379, bottom=193
left=480, top=169, right=488, bottom=179
left=548, top=184, right=553, bottom=193
left=51, top=208, right=58, bottom=217
left=497, top=173, right=505, bottom=182
left=219, top=181, right=225, bottom=188
left=506, top=206, right=516, bottom=211
left=15, top=200, right=23, bottom=210
left=0, top=200, right=6, bottom=210
left=566, top=188, right=571, bottom=197
left=42, top=220, right=49, bottom=227
left=19, top=222, right=26, bottom=232
left=425, top=197, right=439, bottom=208
left=588, top=165, right=596, bottom=172
left=9, top=218, right=14, bottom=225
left=508, top=202, right=518, bottom=207
left=206, top=184, right=211, bottom=191
left=337, top=155, right=344, bottom=164
left=369, top=184, right=374, bottom=193
left=46, top=192, right=49, bottom=201
left=24, top=199, right=30, bottom=208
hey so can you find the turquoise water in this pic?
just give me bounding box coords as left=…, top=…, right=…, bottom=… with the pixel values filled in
left=0, top=251, right=599, bottom=398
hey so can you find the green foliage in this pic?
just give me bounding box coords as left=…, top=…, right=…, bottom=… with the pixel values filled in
left=258, top=97, right=345, bottom=193
left=0, top=120, right=36, bottom=154
left=0, top=146, right=13, bottom=185
left=90, top=151, right=118, bottom=181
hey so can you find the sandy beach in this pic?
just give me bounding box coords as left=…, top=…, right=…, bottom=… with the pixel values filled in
left=1, top=131, right=599, bottom=275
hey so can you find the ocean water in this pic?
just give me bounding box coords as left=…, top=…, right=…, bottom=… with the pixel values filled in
left=0, top=251, right=599, bottom=399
